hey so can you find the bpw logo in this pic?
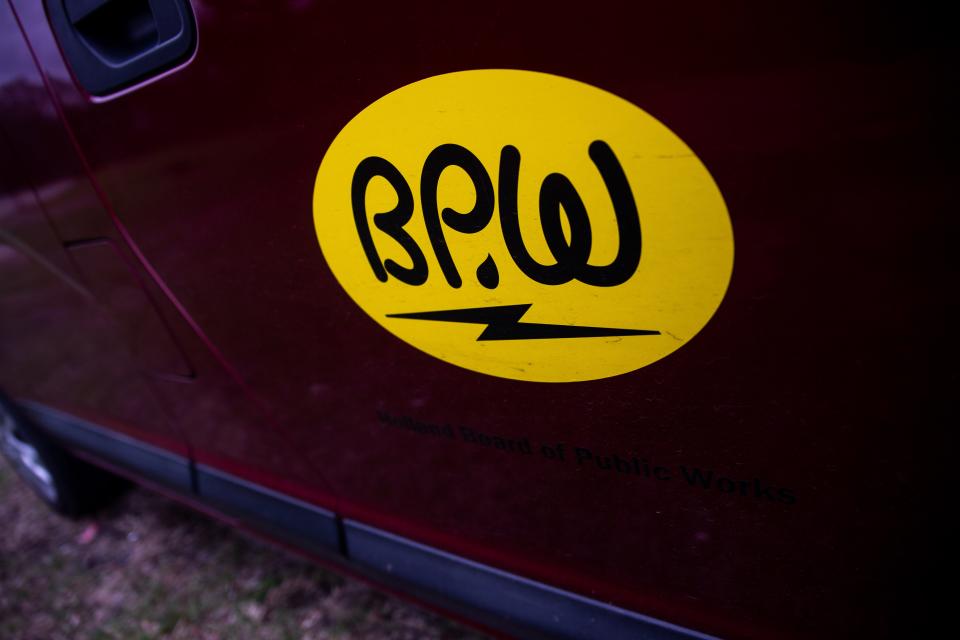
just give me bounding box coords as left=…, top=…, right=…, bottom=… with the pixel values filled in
left=313, top=70, right=733, bottom=382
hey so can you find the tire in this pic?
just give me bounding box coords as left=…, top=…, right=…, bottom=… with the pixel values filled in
left=0, top=394, right=128, bottom=518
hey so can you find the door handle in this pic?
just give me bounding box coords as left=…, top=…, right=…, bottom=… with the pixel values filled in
left=46, top=0, right=196, bottom=96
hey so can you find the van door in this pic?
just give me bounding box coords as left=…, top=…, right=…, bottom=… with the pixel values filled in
left=13, top=2, right=950, bottom=637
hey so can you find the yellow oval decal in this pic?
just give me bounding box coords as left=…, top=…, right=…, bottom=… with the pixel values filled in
left=313, top=70, right=733, bottom=382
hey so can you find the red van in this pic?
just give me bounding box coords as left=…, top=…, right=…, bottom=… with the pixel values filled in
left=1, top=2, right=950, bottom=638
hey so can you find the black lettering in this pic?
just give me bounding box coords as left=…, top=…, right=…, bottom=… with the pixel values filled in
left=421, top=144, right=495, bottom=288
left=716, top=477, right=737, bottom=493
left=537, top=171, right=593, bottom=283
left=574, top=447, right=593, bottom=465
left=633, top=457, right=651, bottom=478
left=577, top=141, right=642, bottom=286
left=753, top=478, right=777, bottom=501
left=352, top=157, right=428, bottom=285
left=680, top=466, right=714, bottom=488
left=613, top=455, right=633, bottom=474
left=595, top=455, right=613, bottom=470
left=498, top=141, right=641, bottom=287
left=778, top=488, right=797, bottom=504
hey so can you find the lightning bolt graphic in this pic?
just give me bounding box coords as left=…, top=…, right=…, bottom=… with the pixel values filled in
left=386, top=304, right=659, bottom=341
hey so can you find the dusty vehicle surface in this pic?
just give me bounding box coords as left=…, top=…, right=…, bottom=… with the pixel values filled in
left=1, top=1, right=952, bottom=638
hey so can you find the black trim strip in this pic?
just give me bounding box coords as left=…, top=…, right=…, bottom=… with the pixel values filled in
left=20, top=401, right=192, bottom=493
left=195, top=464, right=340, bottom=557
left=14, top=400, right=717, bottom=639
left=344, top=520, right=720, bottom=640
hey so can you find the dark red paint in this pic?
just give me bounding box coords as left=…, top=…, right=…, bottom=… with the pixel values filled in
left=1, top=1, right=952, bottom=638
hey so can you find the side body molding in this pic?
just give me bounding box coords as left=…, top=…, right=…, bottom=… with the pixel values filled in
left=21, top=400, right=717, bottom=640
left=344, top=520, right=720, bottom=640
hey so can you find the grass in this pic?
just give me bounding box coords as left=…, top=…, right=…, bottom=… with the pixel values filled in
left=0, top=455, right=488, bottom=640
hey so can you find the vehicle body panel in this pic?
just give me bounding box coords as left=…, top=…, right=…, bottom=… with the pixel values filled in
left=2, top=2, right=952, bottom=638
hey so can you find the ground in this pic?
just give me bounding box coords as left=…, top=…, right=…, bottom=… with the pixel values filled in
left=0, top=456, right=488, bottom=640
